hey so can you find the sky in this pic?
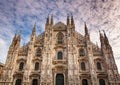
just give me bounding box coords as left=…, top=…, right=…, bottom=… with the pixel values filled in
left=0, top=0, right=120, bottom=72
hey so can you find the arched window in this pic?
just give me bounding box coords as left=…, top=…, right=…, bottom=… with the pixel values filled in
left=57, top=51, right=63, bottom=59
left=36, top=48, right=41, bottom=56
left=35, top=62, right=39, bottom=70
left=81, top=62, right=86, bottom=71
left=19, top=62, right=24, bottom=70
left=97, top=62, right=102, bottom=70
left=32, top=79, right=38, bottom=85
left=15, top=79, right=22, bottom=85
left=99, top=79, right=105, bottom=85
left=82, top=79, right=88, bottom=85
left=79, top=49, right=85, bottom=56
left=57, top=32, right=63, bottom=44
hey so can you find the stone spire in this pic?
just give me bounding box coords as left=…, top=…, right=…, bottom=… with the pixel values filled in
left=71, top=14, right=74, bottom=25
left=99, top=30, right=106, bottom=50
left=103, top=30, right=109, bottom=46
left=99, top=30, right=104, bottom=43
left=84, top=22, right=88, bottom=35
left=9, top=31, right=21, bottom=53
left=67, top=14, right=70, bottom=25
left=10, top=33, right=17, bottom=47
left=29, top=22, right=36, bottom=51
left=32, top=22, right=36, bottom=35
left=50, top=14, right=54, bottom=25
left=103, top=30, right=113, bottom=52
left=16, top=30, right=21, bottom=47
left=17, top=30, right=21, bottom=42
left=46, top=15, right=49, bottom=25
left=10, top=30, right=21, bottom=49
left=84, top=22, right=90, bottom=41
left=99, top=30, right=103, bottom=39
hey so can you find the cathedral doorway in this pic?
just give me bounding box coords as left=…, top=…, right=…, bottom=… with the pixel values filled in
left=15, top=79, right=22, bottom=85
left=82, top=79, right=88, bottom=85
left=32, top=79, right=38, bottom=85
left=99, top=79, right=105, bottom=85
left=56, top=74, right=64, bottom=85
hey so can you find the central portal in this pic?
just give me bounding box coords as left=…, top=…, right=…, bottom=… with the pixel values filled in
left=56, top=74, right=64, bottom=85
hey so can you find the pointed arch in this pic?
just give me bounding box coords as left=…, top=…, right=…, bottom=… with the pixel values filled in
left=57, top=32, right=64, bottom=44
left=32, top=79, right=38, bottom=85
left=15, top=79, right=22, bottom=85
left=97, top=62, right=102, bottom=70
left=81, top=62, right=86, bottom=71
left=36, top=48, right=41, bottom=57
left=35, top=62, right=39, bottom=70
left=19, top=62, right=24, bottom=70
left=56, top=74, right=64, bottom=85
left=57, top=51, right=63, bottom=59
left=99, top=79, right=105, bottom=85
left=82, top=79, right=88, bottom=85
left=79, top=48, right=85, bottom=56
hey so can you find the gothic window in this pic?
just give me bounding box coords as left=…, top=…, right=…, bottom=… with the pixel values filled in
left=99, top=79, right=105, bottom=85
left=35, top=62, right=39, bottom=70
left=57, top=51, right=63, bottom=59
left=81, top=62, right=86, bottom=71
left=82, top=79, right=88, bottom=85
left=15, top=79, right=22, bottom=85
left=32, top=79, right=38, bottom=85
left=19, top=62, right=24, bottom=70
left=57, top=32, right=63, bottom=44
left=36, top=48, right=41, bottom=57
left=79, top=49, right=85, bottom=56
left=97, top=62, right=102, bottom=70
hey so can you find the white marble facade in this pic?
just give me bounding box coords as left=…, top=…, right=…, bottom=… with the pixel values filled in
left=0, top=15, right=120, bottom=85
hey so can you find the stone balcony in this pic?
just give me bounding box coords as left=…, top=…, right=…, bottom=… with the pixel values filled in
left=79, top=71, right=91, bottom=78
left=96, top=70, right=106, bottom=73
left=78, top=56, right=88, bottom=61
left=97, top=72, right=108, bottom=78
left=54, top=43, right=66, bottom=49
left=79, top=69, right=90, bottom=73
left=17, top=56, right=27, bottom=62
left=14, top=69, right=24, bottom=74
left=32, top=57, right=42, bottom=62
left=31, top=69, right=41, bottom=74
left=52, top=60, right=67, bottom=65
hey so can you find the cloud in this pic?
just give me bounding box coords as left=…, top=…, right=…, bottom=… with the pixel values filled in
left=0, top=0, right=120, bottom=73
left=0, top=38, right=9, bottom=63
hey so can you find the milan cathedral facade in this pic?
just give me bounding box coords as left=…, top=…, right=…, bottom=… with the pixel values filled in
left=0, top=15, right=120, bottom=85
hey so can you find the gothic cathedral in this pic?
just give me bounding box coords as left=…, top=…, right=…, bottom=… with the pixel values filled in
left=0, top=15, right=120, bottom=85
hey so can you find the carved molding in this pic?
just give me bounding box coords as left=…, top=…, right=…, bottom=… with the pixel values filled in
left=32, top=57, right=42, bottom=62
left=52, top=60, right=66, bottom=65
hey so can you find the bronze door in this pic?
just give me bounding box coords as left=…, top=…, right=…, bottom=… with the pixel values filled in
left=56, top=74, right=64, bottom=85
left=15, top=79, right=22, bottom=85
